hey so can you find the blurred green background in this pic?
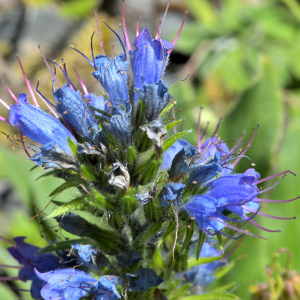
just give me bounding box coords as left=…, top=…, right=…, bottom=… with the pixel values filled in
left=1, top=0, right=300, bottom=299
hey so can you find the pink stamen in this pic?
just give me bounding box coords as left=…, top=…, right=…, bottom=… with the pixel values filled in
left=249, top=219, right=281, bottom=233
left=16, top=55, right=39, bottom=107
left=242, top=205, right=297, bottom=220
left=94, top=9, right=105, bottom=55
left=233, top=124, right=259, bottom=167
left=255, top=170, right=296, bottom=184
left=201, top=121, right=210, bottom=139
left=155, top=21, right=162, bottom=39
left=20, top=131, right=32, bottom=159
left=212, top=217, right=266, bottom=239
left=122, top=1, right=132, bottom=51
left=0, top=99, right=10, bottom=110
left=136, top=16, right=140, bottom=37
left=0, top=236, right=15, bottom=246
left=0, top=264, right=21, bottom=269
left=2, top=82, right=18, bottom=103
left=168, top=11, right=188, bottom=54
left=37, top=45, right=61, bottom=88
left=0, top=116, right=10, bottom=124
left=73, top=66, right=88, bottom=96
left=254, top=196, right=300, bottom=203
left=197, top=107, right=203, bottom=152
left=31, top=82, right=58, bottom=118
left=0, top=276, right=20, bottom=281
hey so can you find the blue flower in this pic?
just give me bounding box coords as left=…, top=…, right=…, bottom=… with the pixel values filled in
left=7, top=237, right=62, bottom=299
left=53, top=84, right=94, bottom=137
left=125, top=267, right=163, bottom=292
left=84, top=93, right=110, bottom=119
left=92, top=53, right=129, bottom=105
left=9, top=93, right=76, bottom=154
left=91, top=275, right=123, bottom=300
left=35, top=268, right=98, bottom=300
left=130, top=28, right=174, bottom=95
left=159, top=182, right=186, bottom=207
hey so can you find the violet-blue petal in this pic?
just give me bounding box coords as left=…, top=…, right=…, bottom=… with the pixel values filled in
left=161, top=139, right=190, bottom=171
left=130, top=28, right=173, bottom=96
left=169, top=144, right=198, bottom=178
left=91, top=276, right=123, bottom=300
left=159, top=182, right=186, bottom=207
left=9, top=93, right=75, bottom=154
left=54, top=84, right=94, bottom=137
left=84, top=93, right=110, bottom=119
left=125, top=267, right=163, bottom=292
left=35, top=268, right=97, bottom=300
left=92, top=53, right=129, bottom=104
left=135, top=80, right=173, bottom=122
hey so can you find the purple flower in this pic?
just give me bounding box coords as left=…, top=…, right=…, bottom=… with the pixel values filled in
left=91, top=275, right=123, bottom=300
left=9, top=93, right=76, bottom=155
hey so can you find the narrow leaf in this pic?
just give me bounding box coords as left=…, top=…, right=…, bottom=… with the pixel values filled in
left=162, top=130, right=192, bottom=153
left=35, top=169, right=67, bottom=181
left=68, top=137, right=78, bottom=155
left=49, top=178, right=81, bottom=197
left=187, top=256, right=223, bottom=268
left=196, top=230, right=206, bottom=260
left=37, top=238, right=87, bottom=254
left=165, top=119, right=182, bottom=131
left=181, top=222, right=195, bottom=253
left=89, top=105, right=112, bottom=118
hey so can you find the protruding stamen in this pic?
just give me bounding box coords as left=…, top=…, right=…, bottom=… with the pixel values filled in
left=73, top=66, right=88, bottom=96
left=212, top=118, right=222, bottom=136
left=0, top=99, right=9, bottom=110
left=255, top=170, right=296, bottom=185
left=254, top=196, right=300, bottom=203
left=159, top=0, right=171, bottom=38
left=20, top=131, right=31, bottom=159
left=94, top=9, right=105, bottom=55
left=259, top=174, right=287, bottom=194
left=0, top=264, right=21, bottom=269
left=103, top=21, right=127, bottom=60
left=249, top=219, right=281, bottom=233
left=70, top=45, right=94, bottom=68
left=230, top=130, right=246, bottom=152
left=223, top=206, right=261, bottom=222
left=224, top=235, right=246, bottom=260
left=91, top=31, right=96, bottom=67
left=168, top=11, right=188, bottom=54
left=0, top=116, right=10, bottom=124
left=0, top=236, right=15, bottom=246
left=136, top=16, right=140, bottom=37
left=0, top=276, right=20, bottom=281
left=242, top=205, right=296, bottom=220
left=38, top=45, right=61, bottom=88
left=122, top=1, right=132, bottom=51
left=201, top=121, right=210, bottom=139
left=233, top=124, right=259, bottom=167
left=197, top=107, right=203, bottom=152
left=155, top=20, right=162, bottom=39
left=111, top=45, right=115, bottom=60
left=2, top=82, right=18, bottom=103
left=16, top=55, right=39, bottom=107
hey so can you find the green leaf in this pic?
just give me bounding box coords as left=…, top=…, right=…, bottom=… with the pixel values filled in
left=180, top=292, right=239, bottom=300
left=127, top=146, right=136, bottom=166
left=159, top=100, right=176, bottom=117
left=214, top=262, right=235, bottom=280
left=196, top=230, right=206, bottom=260
left=141, top=223, right=162, bottom=242
left=68, top=137, right=78, bottom=156
left=89, top=105, right=112, bottom=118
left=162, top=130, right=192, bottom=153
left=180, top=222, right=195, bottom=253
left=37, top=239, right=86, bottom=254
left=165, top=119, right=182, bottom=131
left=49, top=178, right=81, bottom=197
left=213, top=282, right=236, bottom=293
left=35, top=169, right=68, bottom=181
left=187, top=256, right=223, bottom=268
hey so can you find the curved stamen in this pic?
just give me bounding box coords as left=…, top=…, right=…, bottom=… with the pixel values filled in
left=136, top=15, right=140, bottom=37
left=242, top=205, right=297, bottom=220
left=122, top=0, right=131, bottom=51
left=94, top=9, right=105, bottom=55
left=37, top=45, right=61, bottom=88
left=197, top=107, right=203, bottom=152
left=168, top=11, right=188, bottom=54
left=36, top=81, right=56, bottom=109
left=258, top=174, right=287, bottom=194
left=222, top=206, right=261, bottom=223
left=71, top=45, right=94, bottom=67
left=233, top=124, right=259, bottom=167
left=103, top=21, right=127, bottom=61
left=16, top=55, right=39, bottom=107
left=255, top=170, right=296, bottom=185
left=91, top=31, right=96, bottom=68
left=73, top=66, right=88, bottom=96
left=254, top=196, right=300, bottom=203
left=2, top=82, right=18, bottom=103
left=249, top=219, right=281, bottom=233
left=210, top=225, right=244, bottom=240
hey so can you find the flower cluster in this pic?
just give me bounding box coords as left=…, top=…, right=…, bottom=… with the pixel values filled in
left=0, top=2, right=298, bottom=300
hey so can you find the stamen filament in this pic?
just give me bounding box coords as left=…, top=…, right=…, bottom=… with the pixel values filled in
left=2, top=82, right=18, bottom=103
left=136, top=16, right=140, bottom=37
left=0, top=264, right=21, bottom=269
left=212, top=117, right=222, bottom=136
left=122, top=1, right=132, bottom=51
left=159, top=0, right=171, bottom=38
left=0, top=276, right=20, bottom=281
left=0, top=99, right=10, bottom=110
left=0, top=236, right=15, bottom=246
left=94, top=9, right=105, bottom=55
left=155, top=21, right=162, bottom=39
left=16, top=55, right=39, bottom=107
left=249, top=219, right=281, bottom=233
left=255, top=170, right=296, bottom=184
left=0, top=116, right=10, bottom=124
left=197, top=107, right=203, bottom=151
left=254, top=196, right=300, bottom=203
left=70, top=45, right=94, bottom=68
left=73, top=66, right=88, bottom=96
left=242, top=205, right=297, bottom=220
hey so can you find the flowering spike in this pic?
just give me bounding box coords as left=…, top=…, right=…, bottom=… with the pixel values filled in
left=136, top=15, right=140, bottom=37
left=197, top=107, right=203, bottom=152
left=38, top=45, right=61, bottom=88
left=249, top=219, right=282, bottom=233
left=122, top=0, right=132, bottom=51
left=94, top=8, right=105, bottom=55
left=233, top=124, right=259, bottom=167
left=16, top=55, right=39, bottom=107
left=255, top=170, right=296, bottom=184
left=168, top=11, right=188, bottom=54
left=73, top=66, right=88, bottom=96
left=254, top=196, right=300, bottom=203
left=2, top=82, right=18, bottom=103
